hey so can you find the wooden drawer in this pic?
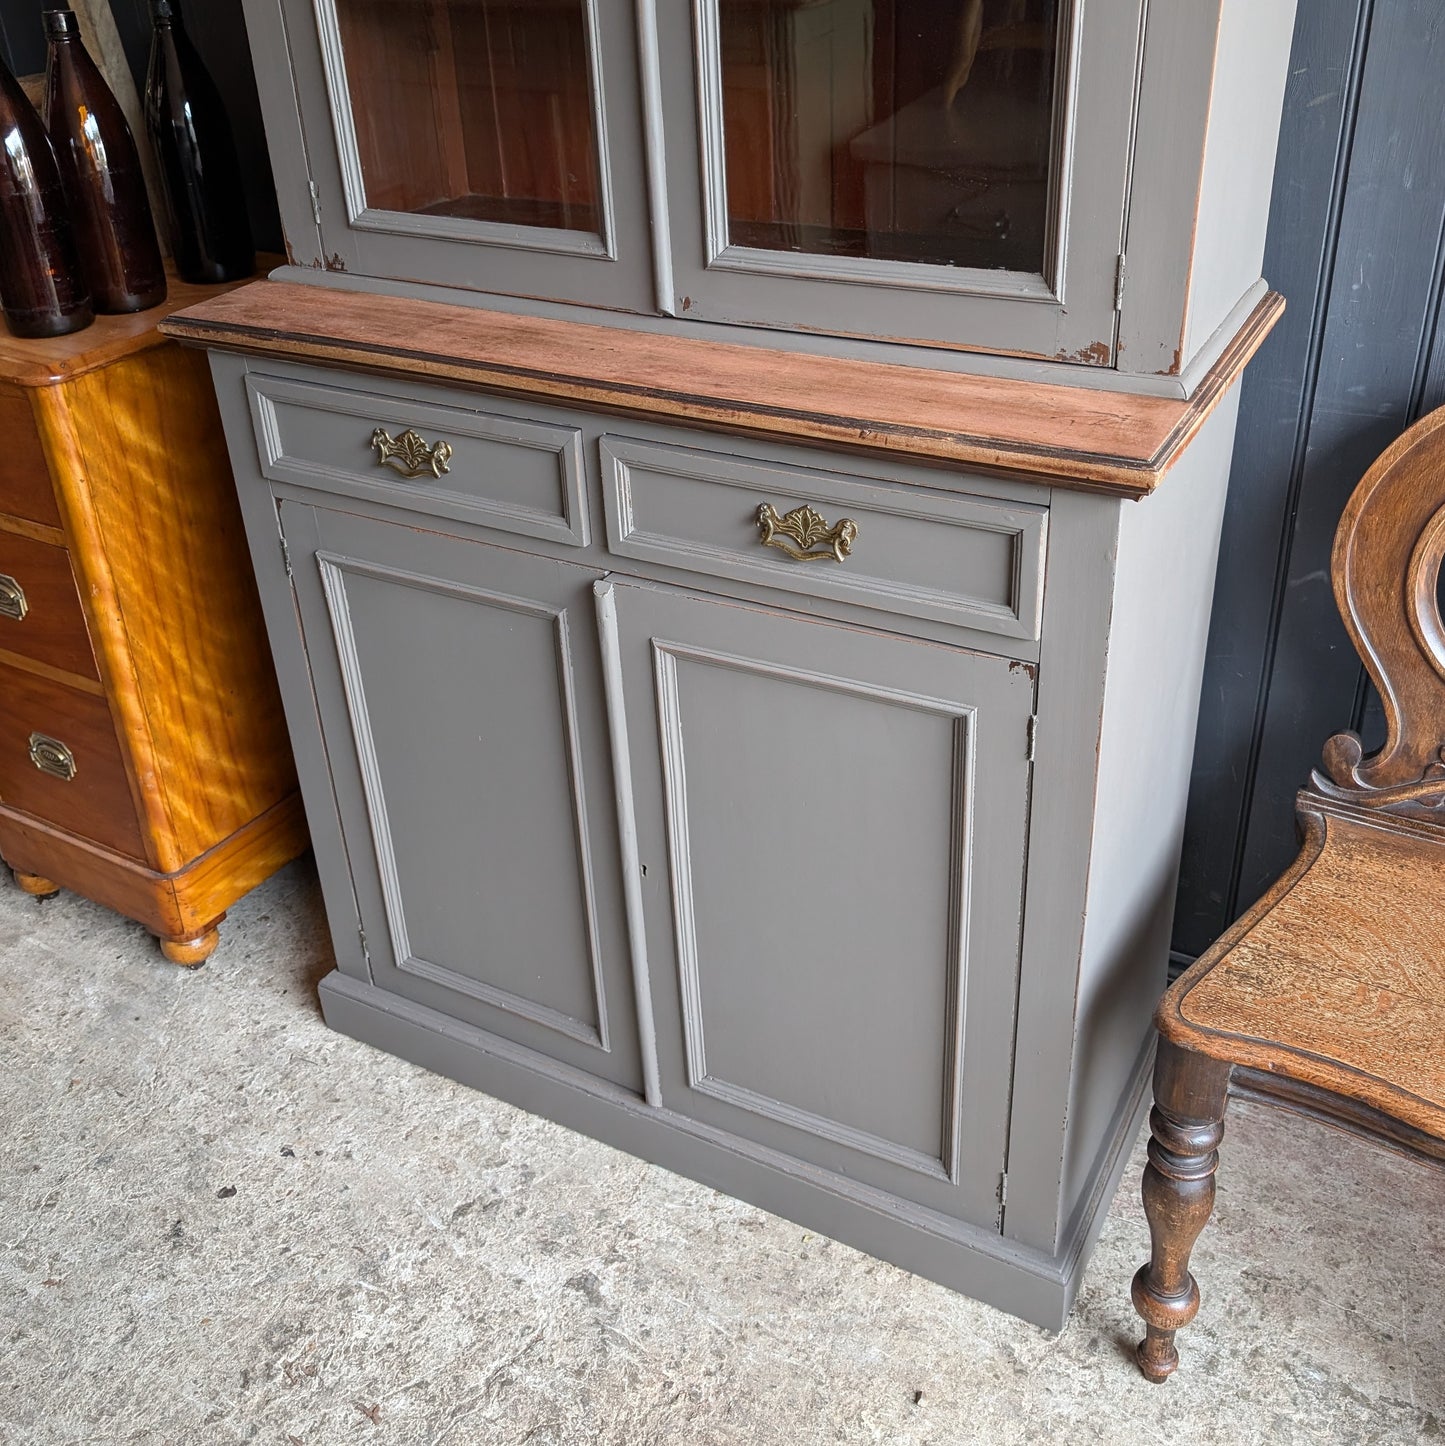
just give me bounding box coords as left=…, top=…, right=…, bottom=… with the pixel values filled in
left=0, top=663, right=145, bottom=860
left=0, top=387, right=60, bottom=529
left=0, top=528, right=98, bottom=680
left=246, top=371, right=588, bottom=547
left=599, top=436, right=1048, bottom=640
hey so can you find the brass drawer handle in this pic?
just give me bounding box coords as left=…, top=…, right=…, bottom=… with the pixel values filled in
left=29, top=733, right=76, bottom=782
left=0, top=572, right=27, bottom=621
left=371, top=426, right=454, bottom=480
left=757, top=502, right=858, bottom=564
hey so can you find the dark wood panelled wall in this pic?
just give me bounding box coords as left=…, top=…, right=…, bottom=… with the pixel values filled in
left=0, top=0, right=280, bottom=255
left=1174, top=0, right=1445, bottom=965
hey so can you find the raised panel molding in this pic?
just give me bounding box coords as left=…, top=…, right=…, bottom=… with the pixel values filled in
left=651, top=637, right=973, bottom=1184
left=316, top=550, right=613, bottom=1051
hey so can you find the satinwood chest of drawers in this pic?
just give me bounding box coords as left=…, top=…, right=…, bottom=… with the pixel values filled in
left=0, top=275, right=307, bottom=964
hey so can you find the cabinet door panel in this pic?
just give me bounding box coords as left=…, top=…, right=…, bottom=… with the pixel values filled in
left=655, top=0, right=1142, bottom=359
left=270, top=0, right=654, bottom=310
left=280, top=502, right=641, bottom=1090
left=602, top=578, right=1034, bottom=1225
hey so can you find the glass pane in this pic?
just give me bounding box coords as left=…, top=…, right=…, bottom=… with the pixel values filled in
left=719, top=0, right=1059, bottom=272
left=333, top=0, right=602, bottom=234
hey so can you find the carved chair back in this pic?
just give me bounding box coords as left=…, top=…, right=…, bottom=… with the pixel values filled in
left=1311, top=406, right=1445, bottom=820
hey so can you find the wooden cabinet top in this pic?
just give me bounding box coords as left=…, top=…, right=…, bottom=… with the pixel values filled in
left=163, top=279, right=1283, bottom=498
left=0, top=269, right=267, bottom=388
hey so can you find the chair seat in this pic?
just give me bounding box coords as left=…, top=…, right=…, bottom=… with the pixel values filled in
left=1160, top=794, right=1445, bottom=1140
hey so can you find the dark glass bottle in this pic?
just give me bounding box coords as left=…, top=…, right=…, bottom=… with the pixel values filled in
left=0, top=54, right=91, bottom=337
left=145, top=0, right=254, bottom=284
left=43, top=7, right=167, bottom=314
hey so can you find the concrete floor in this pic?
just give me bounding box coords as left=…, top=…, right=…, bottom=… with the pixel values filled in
left=2, top=860, right=1443, bottom=1445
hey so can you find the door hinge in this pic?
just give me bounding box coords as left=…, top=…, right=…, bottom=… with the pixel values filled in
left=279, top=532, right=293, bottom=579
left=309, top=180, right=323, bottom=227
left=1114, top=252, right=1127, bottom=312
left=1026, top=715, right=1037, bottom=763
left=998, top=1170, right=1008, bottom=1208
left=358, top=925, right=370, bottom=965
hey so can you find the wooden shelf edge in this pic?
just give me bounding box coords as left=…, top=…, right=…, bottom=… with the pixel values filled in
left=160, top=282, right=1285, bottom=499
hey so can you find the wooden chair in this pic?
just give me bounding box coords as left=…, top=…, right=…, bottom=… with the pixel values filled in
left=1131, top=406, right=1445, bottom=1382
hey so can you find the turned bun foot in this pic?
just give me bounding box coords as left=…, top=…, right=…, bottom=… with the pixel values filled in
left=13, top=870, right=61, bottom=898
left=159, top=927, right=221, bottom=968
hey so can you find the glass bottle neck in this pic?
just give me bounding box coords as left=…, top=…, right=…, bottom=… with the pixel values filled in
left=43, top=11, right=83, bottom=43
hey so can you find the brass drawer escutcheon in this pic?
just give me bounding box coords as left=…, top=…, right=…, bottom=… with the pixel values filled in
left=370, top=426, right=454, bottom=480
left=0, top=572, right=27, bottom=621
left=757, top=502, right=858, bottom=563
left=29, top=732, right=77, bottom=782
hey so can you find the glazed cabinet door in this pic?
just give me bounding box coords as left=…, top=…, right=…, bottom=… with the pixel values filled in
left=652, top=0, right=1143, bottom=360
left=278, top=500, right=644, bottom=1093
left=255, top=0, right=655, bottom=309
left=600, top=577, right=1035, bottom=1226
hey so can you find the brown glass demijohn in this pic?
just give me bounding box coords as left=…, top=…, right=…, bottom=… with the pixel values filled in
left=0, top=51, right=92, bottom=336
left=43, top=5, right=167, bottom=313
left=145, top=0, right=254, bottom=284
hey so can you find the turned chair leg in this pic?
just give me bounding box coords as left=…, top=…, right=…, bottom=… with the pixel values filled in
left=1132, top=1039, right=1232, bottom=1382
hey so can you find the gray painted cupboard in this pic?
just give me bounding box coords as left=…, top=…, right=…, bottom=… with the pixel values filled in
left=166, top=0, right=1298, bottom=1327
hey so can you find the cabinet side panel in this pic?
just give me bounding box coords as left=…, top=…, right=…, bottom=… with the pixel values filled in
left=65, top=346, right=299, bottom=870
left=1060, top=388, right=1243, bottom=1242
left=1181, top=0, right=1298, bottom=364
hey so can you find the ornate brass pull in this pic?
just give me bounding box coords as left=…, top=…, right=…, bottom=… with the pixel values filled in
left=757, top=502, right=858, bottom=563
left=29, top=732, right=76, bottom=782
left=0, top=572, right=26, bottom=621
left=370, top=426, right=454, bottom=480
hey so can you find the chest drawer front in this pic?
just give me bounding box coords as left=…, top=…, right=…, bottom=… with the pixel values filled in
left=247, top=373, right=589, bottom=547
left=0, top=388, right=60, bottom=530
left=600, top=437, right=1047, bottom=640
left=0, top=529, right=98, bottom=681
left=0, top=663, right=145, bottom=860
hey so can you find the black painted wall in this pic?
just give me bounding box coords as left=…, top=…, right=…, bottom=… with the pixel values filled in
left=1174, top=0, right=1445, bottom=964
left=0, top=0, right=280, bottom=254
